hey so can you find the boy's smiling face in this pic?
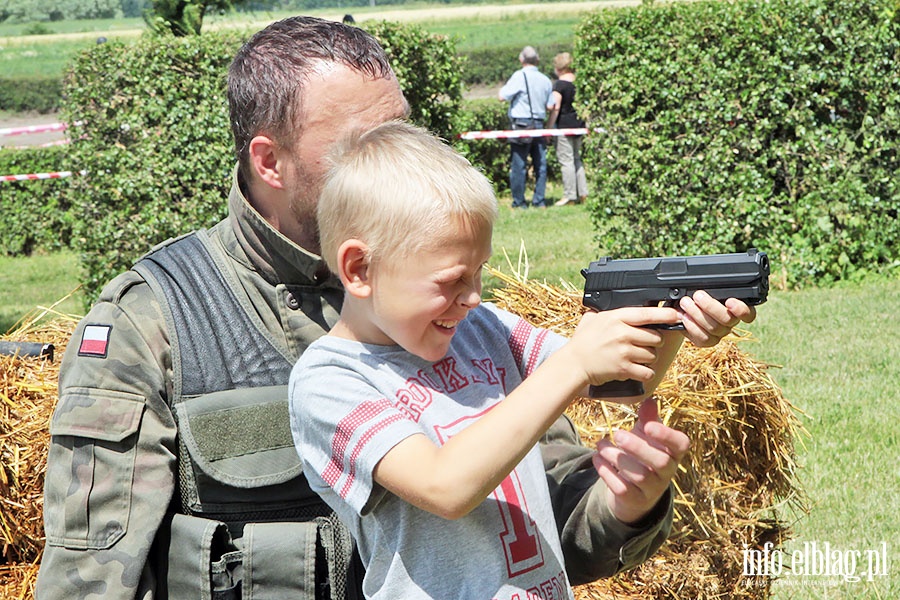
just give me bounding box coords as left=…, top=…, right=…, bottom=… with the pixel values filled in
left=365, top=218, right=492, bottom=362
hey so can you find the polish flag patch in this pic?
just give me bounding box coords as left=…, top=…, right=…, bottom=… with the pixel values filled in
left=78, top=325, right=112, bottom=358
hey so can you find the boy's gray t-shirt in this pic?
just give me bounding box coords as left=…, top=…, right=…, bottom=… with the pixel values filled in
left=289, top=303, right=576, bottom=599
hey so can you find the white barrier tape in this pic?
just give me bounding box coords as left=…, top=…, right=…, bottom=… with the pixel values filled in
left=459, top=127, right=588, bottom=140
left=1, top=170, right=86, bottom=183
left=0, top=122, right=67, bottom=137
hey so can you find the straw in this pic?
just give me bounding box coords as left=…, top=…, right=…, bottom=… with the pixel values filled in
left=0, top=267, right=807, bottom=599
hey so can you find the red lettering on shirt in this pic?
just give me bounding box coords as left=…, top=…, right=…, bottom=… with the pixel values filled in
left=471, top=358, right=501, bottom=385
left=433, top=355, right=469, bottom=393
left=395, top=377, right=434, bottom=422
left=495, top=471, right=544, bottom=578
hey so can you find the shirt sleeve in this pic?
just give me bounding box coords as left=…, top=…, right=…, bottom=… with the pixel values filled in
left=481, top=303, right=568, bottom=380
left=37, top=275, right=176, bottom=600
left=499, top=69, right=524, bottom=102
left=290, top=353, right=422, bottom=516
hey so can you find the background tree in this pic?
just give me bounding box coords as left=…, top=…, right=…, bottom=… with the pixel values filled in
left=145, top=0, right=234, bottom=36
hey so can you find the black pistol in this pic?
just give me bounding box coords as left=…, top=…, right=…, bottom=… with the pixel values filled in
left=581, top=248, right=769, bottom=398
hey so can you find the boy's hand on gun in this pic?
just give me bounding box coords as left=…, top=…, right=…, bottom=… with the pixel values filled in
left=564, top=306, right=682, bottom=391
left=563, top=291, right=756, bottom=395
left=593, top=397, right=691, bottom=525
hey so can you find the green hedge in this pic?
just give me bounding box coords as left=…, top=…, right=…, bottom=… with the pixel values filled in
left=0, top=43, right=567, bottom=114
left=0, top=76, right=62, bottom=113
left=366, top=21, right=463, bottom=140
left=62, top=23, right=464, bottom=305
left=462, top=43, right=567, bottom=86
left=576, top=0, right=900, bottom=287
left=453, top=98, right=512, bottom=194
left=0, top=145, right=74, bottom=255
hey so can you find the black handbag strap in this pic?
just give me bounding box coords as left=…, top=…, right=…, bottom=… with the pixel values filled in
left=522, top=69, right=536, bottom=121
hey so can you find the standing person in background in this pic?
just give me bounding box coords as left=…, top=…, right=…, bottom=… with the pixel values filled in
left=547, top=52, right=589, bottom=207
left=499, top=46, right=553, bottom=209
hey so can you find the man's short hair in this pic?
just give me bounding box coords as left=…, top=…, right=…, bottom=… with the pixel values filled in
left=318, top=121, right=498, bottom=273
left=227, top=16, right=394, bottom=175
left=519, top=46, right=540, bottom=65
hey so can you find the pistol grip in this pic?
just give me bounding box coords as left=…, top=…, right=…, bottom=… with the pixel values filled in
left=589, top=379, right=646, bottom=398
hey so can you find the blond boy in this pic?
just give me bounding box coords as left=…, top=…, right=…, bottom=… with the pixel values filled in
left=289, top=121, right=754, bottom=599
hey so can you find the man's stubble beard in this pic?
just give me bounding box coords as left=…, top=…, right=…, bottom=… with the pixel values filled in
left=287, top=158, right=324, bottom=256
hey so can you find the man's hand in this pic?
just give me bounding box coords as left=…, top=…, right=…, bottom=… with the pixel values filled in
left=593, top=397, right=690, bottom=525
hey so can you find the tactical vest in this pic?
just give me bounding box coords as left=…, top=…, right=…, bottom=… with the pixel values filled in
left=134, top=231, right=360, bottom=600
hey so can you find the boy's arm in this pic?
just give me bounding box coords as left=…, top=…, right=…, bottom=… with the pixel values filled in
left=372, top=306, right=679, bottom=520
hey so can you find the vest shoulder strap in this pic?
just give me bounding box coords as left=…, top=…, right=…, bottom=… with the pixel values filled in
left=133, top=230, right=292, bottom=401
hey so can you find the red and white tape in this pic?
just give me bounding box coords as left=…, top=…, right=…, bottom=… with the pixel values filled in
left=0, top=122, right=74, bottom=137
left=459, top=127, right=589, bottom=140
left=1, top=170, right=86, bottom=183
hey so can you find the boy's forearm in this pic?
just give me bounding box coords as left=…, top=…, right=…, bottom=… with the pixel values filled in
left=375, top=349, right=586, bottom=519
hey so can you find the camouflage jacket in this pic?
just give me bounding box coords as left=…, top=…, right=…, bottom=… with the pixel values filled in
left=36, top=167, right=673, bottom=599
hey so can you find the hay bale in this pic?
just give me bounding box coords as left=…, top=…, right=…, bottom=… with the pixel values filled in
left=0, top=272, right=806, bottom=599
left=0, top=307, right=79, bottom=599
left=489, top=265, right=807, bottom=600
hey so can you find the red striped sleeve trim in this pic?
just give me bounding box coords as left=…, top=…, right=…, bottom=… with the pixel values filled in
left=525, top=329, right=550, bottom=377
left=338, top=412, right=410, bottom=500
left=509, top=318, right=532, bottom=368
left=322, top=398, right=394, bottom=488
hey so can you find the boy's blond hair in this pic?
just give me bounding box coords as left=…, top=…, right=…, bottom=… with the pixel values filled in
left=318, top=121, right=498, bottom=273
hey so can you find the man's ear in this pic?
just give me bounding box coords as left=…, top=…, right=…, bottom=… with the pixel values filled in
left=337, top=239, right=372, bottom=298
left=248, top=135, right=285, bottom=190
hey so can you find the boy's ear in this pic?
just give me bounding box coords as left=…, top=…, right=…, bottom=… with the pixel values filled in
left=337, top=239, right=372, bottom=298
left=248, top=135, right=285, bottom=190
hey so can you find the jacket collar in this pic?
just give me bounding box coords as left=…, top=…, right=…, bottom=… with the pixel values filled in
left=226, top=165, right=338, bottom=288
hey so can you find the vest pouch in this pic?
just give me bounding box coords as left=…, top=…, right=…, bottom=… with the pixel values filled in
left=241, top=521, right=317, bottom=598
left=173, top=386, right=327, bottom=528
left=166, top=512, right=243, bottom=600
left=165, top=514, right=346, bottom=600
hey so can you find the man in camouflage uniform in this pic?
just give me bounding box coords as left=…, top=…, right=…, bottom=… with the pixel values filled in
left=36, top=16, right=754, bottom=600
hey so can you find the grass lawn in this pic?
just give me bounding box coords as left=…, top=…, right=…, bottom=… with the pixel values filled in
left=748, top=278, right=899, bottom=599
left=0, top=250, right=83, bottom=333
left=488, top=186, right=597, bottom=293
